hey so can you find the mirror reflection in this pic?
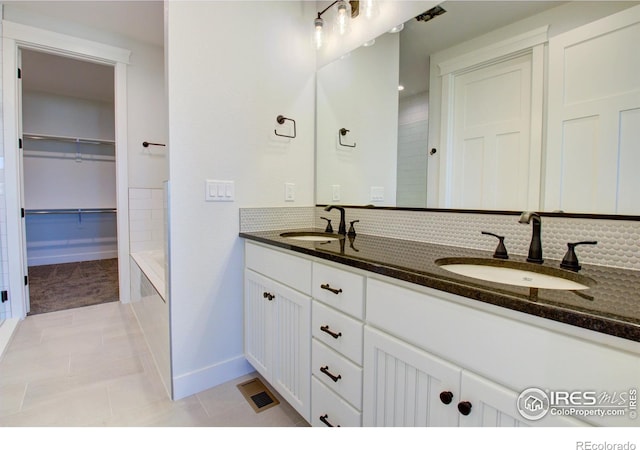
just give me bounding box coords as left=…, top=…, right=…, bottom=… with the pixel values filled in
left=315, top=1, right=640, bottom=215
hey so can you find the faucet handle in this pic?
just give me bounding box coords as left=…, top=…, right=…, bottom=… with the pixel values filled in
left=561, top=241, right=597, bottom=272
left=320, top=217, right=333, bottom=233
left=481, top=231, right=509, bottom=259
left=347, top=220, right=359, bottom=237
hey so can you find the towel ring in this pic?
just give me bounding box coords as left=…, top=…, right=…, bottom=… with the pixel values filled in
left=274, top=115, right=296, bottom=139
left=338, top=128, right=356, bottom=148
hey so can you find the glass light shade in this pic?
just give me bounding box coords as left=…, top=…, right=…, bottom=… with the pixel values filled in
left=314, top=17, right=324, bottom=50
left=334, top=0, right=352, bottom=36
left=389, top=23, right=404, bottom=33
left=361, top=0, right=379, bottom=20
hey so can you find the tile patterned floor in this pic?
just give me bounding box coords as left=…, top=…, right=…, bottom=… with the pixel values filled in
left=0, top=301, right=308, bottom=427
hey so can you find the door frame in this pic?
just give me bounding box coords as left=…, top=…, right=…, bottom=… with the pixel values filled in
left=2, top=21, right=132, bottom=318
left=432, top=26, right=548, bottom=209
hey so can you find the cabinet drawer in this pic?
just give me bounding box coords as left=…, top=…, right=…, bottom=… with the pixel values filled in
left=312, top=376, right=362, bottom=427
left=312, top=339, right=363, bottom=409
left=245, top=242, right=311, bottom=294
left=312, top=301, right=363, bottom=365
left=312, top=263, right=364, bottom=319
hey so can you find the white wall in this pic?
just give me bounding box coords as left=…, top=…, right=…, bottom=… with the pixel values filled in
left=316, top=31, right=399, bottom=206
left=3, top=3, right=167, bottom=189
left=166, top=0, right=316, bottom=399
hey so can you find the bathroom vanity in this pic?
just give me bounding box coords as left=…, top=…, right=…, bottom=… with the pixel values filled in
left=241, top=230, right=640, bottom=427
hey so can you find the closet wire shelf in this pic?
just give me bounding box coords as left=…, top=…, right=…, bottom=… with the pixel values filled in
left=25, top=208, right=116, bottom=224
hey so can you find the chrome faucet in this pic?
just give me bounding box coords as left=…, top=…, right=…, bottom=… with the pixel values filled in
left=519, top=211, right=543, bottom=263
left=324, top=205, right=346, bottom=235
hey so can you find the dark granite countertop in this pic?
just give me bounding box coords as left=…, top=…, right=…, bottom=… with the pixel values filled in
left=240, top=228, right=640, bottom=343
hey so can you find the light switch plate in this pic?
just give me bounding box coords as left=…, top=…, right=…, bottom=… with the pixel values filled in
left=206, top=180, right=235, bottom=202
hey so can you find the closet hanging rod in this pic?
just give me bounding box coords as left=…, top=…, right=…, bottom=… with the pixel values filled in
left=23, top=133, right=115, bottom=145
left=25, top=208, right=117, bottom=215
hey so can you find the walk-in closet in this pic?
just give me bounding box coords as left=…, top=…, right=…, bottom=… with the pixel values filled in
left=20, top=49, right=119, bottom=315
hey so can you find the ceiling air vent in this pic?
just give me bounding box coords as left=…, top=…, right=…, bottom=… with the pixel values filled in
left=416, top=5, right=446, bottom=22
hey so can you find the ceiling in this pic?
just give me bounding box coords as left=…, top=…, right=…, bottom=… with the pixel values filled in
left=4, top=1, right=164, bottom=47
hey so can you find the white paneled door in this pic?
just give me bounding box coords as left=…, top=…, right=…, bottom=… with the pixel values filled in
left=545, top=5, right=640, bottom=214
left=447, top=52, right=536, bottom=210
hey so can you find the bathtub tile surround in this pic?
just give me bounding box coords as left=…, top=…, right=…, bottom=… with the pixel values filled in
left=128, top=188, right=166, bottom=254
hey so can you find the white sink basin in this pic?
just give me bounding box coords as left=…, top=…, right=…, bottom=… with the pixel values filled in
left=435, top=258, right=595, bottom=291
left=280, top=231, right=340, bottom=242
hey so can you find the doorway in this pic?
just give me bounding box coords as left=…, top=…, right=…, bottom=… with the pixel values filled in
left=20, top=49, right=118, bottom=315
left=2, top=20, right=131, bottom=320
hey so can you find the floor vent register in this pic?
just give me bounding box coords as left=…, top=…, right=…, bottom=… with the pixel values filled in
left=237, top=378, right=280, bottom=413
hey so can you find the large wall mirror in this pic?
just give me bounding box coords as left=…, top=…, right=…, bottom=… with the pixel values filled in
left=316, top=1, right=640, bottom=215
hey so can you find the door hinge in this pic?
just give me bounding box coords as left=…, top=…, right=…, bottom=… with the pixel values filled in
left=24, top=276, right=28, bottom=286
left=21, top=208, right=25, bottom=218
left=17, top=68, right=22, bottom=79
left=1, top=291, right=8, bottom=303
left=19, top=138, right=23, bottom=149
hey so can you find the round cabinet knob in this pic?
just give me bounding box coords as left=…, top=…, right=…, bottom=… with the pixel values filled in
left=457, top=401, right=472, bottom=416
left=439, top=391, right=454, bottom=405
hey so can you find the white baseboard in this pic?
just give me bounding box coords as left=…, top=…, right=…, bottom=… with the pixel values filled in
left=171, top=355, right=254, bottom=401
left=27, top=250, right=118, bottom=266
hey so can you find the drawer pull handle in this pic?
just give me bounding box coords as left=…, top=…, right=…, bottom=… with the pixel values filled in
left=457, top=401, right=472, bottom=416
left=319, top=414, right=340, bottom=427
left=320, top=365, right=342, bottom=383
left=320, top=325, right=342, bottom=339
left=439, top=391, right=454, bottom=405
left=321, top=284, right=343, bottom=295
left=263, top=292, right=275, bottom=301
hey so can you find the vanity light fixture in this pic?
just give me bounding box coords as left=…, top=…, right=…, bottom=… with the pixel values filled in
left=314, top=1, right=370, bottom=50
left=360, top=0, right=379, bottom=20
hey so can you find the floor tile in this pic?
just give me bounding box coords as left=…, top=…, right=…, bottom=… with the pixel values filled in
left=0, top=301, right=309, bottom=428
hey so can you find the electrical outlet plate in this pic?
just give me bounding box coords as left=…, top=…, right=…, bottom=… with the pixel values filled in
left=285, top=183, right=295, bottom=202
left=332, top=185, right=341, bottom=201
left=370, top=186, right=384, bottom=202
left=206, top=180, right=234, bottom=202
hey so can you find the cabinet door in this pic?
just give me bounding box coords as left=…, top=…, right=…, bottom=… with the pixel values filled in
left=363, top=326, right=461, bottom=426
left=458, top=371, right=587, bottom=427
left=244, top=269, right=273, bottom=380
left=270, top=276, right=311, bottom=423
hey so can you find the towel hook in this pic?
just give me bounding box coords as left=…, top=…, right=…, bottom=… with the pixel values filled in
left=274, top=115, right=296, bottom=138
left=338, top=128, right=356, bottom=148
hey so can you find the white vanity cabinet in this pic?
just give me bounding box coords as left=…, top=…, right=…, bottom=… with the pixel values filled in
left=310, top=262, right=365, bottom=427
left=243, top=240, right=639, bottom=427
left=364, top=278, right=639, bottom=427
left=244, top=243, right=312, bottom=422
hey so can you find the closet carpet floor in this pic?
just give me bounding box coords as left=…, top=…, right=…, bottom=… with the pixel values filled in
left=27, top=259, right=119, bottom=315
